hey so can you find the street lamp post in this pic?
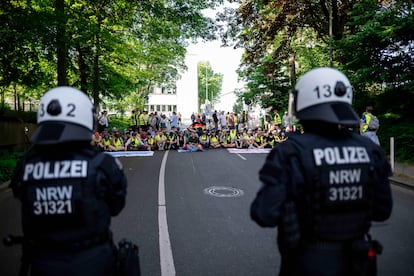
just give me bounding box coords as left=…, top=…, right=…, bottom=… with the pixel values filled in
left=205, top=63, right=208, bottom=104
left=326, top=1, right=333, bottom=67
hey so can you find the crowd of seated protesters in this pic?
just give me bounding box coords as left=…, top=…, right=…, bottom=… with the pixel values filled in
left=91, top=123, right=301, bottom=152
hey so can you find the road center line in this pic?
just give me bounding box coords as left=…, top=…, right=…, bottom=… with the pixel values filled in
left=158, top=150, right=176, bottom=276
left=236, top=153, right=247, bottom=160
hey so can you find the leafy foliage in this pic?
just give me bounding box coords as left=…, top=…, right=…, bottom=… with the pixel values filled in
left=337, top=1, right=414, bottom=113
left=378, top=119, right=414, bottom=163
left=217, top=0, right=414, bottom=162
left=198, top=62, right=223, bottom=110
left=0, top=0, right=224, bottom=112
left=0, top=150, right=22, bottom=183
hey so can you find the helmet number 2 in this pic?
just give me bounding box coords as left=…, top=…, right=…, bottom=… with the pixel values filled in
left=38, top=103, right=76, bottom=117
left=67, top=103, right=76, bottom=117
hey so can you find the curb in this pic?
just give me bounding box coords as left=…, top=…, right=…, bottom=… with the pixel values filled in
left=0, top=180, right=10, bottom=193
left=389, top=176, right=414, bottom=190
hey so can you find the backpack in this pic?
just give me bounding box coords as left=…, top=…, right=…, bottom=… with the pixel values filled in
left=368, top=114, right=379, bottom=130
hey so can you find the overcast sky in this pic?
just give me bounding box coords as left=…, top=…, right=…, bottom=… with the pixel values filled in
left=184, top=2, right=245, bottom=112
left=186, top=39, right=244, bottom=111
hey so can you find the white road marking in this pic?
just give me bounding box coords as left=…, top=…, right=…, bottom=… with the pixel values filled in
left=236, top=153, right=247, bottom=160
left=158, top=150, right=176, bottom=276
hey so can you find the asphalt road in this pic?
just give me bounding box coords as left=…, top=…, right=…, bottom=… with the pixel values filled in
left=1, top=149, right=413, bottom=275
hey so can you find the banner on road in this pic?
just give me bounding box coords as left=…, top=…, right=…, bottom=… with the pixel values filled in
left=227, top=148, right=271, bottom=154
left=105, top=151, right=154, bottom=157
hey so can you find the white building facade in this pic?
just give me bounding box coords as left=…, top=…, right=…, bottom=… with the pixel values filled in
left=146, top=53, right=199, bottom=124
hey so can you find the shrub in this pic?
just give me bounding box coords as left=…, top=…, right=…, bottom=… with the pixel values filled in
left=0, top=150, right=22, bottom=183
left=379, top=119, right=414, bottom=163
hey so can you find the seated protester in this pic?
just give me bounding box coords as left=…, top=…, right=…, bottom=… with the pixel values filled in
left=275, top=130, right=288, bottom=143
left=229, top=127, right=238, bottom=144
left=125, top=132, right=148, bottom=151
left=139, top=128, right=148, bottom=141
left=177, top=131, right=187, bottom=149
left=184, top=130, right=203, bottom=151
left=155, top=130, right=167, bottom=150
left=147, top=132, right=157, bottom=151
left=121, top=129, right=129, bottom=143
left=263, top=130, right=277, bottom=148
left=199, top=130, right=210, bottom=149
left=209, top=130, right=221, bottom=149
left=221, top=130, right=237, bottom=148
left=242, top=129, right=255, bottom=149
left=194, top=127, right=204, bottom=137
left=235, top=130, right=244, bottom=149
left=111, top=128, right=125, bottom=151
left=253, top=130, right=265, bottom=148
left=101, top=131, right=116, bottom=151
left=91, top=131, right=104, bottom=151
left=219, top=128, right=228, bottom=144
left=279, top=127, right=287, bottom=138
left=166, top=131, right=179, bottom=150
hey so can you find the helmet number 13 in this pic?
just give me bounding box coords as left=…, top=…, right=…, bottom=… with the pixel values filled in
left=314, top=85, right=333, bottom=99
left=314, top=84, right=351, bottom=99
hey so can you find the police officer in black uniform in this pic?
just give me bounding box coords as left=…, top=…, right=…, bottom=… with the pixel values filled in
left=251, top=68, right=392, bottom=276
left=10, top=87, right=127, bottom=275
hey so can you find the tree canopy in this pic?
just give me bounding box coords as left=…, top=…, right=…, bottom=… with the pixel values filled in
left=0, top=0, right=225, bottom=112
left=1, top=0, right=413, bottom=125
left=218, top=0, right=413, bottom=119
left=197, top=61, right=223, bottom=111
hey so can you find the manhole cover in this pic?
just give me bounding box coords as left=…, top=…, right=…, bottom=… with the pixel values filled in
left=203, top=186, right=244, bottom=198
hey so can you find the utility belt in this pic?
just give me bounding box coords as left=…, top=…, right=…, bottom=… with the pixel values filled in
left=301, top=234, right=382, bottom=251
left=303, top=240, right=345, bottom=250
left=29, top=230, right=113, bottom=252
left=367, top=128, right=378, bottom=131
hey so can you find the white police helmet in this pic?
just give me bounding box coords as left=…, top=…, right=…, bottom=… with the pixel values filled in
left=292, top=67, right=359, bottom=126
left=31, top=86, right=95, bottom=145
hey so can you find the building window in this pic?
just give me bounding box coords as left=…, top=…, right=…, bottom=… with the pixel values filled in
left=173, top=105, right=177, bottom=112
left=166, top=87, right=177, bottom=94
left=156, top=105, right=161, bottom=112
left=150, top=105, right=154, bottom=112
left=162, top=105, right=166, bottom=112
left=168, top=105, right=172, bottom=112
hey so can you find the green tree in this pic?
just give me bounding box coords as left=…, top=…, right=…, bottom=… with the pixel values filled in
left=218, top=0, right=348, bottom=110
left=0, top=0, right=224, bottom=112
left=198, top=62, right=223, bottom=110
left=337, top=0, right=414, bottom=117
left=0, top=1, right=55, bottom=110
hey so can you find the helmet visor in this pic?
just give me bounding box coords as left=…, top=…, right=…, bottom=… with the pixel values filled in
left=296, top=102, right=359, bottom=126
left=31, top=122, right=93, bottom=145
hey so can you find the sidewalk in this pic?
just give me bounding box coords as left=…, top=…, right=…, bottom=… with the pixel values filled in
left=390, top=162, right=414, bottom=189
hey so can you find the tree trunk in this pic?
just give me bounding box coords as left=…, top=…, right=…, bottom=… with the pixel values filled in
left=77, top=44, right=88, bottom=93
left=56, top=0, right=68, bottom=86
left=92, top=19, right=102, bottom=110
